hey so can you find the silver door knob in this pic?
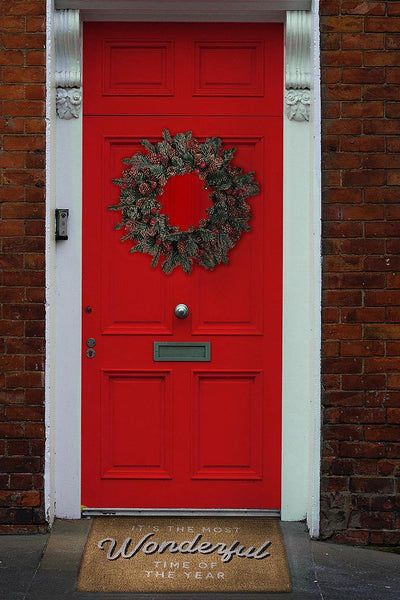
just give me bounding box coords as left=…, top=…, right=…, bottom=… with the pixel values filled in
left=174, top=304, right=189, bottom=319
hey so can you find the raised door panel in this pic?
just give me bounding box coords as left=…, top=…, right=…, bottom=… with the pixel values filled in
left=101, top=370, right=172, bottom=479
left=194, top=41, right=264, bottom=96
left=103, top=40, right=174, bottom=96
left=191, top=371, right=263, bottom=480
left=102, top=137, right=173, bottom=335
left=191, top=137, right=264, bottom=335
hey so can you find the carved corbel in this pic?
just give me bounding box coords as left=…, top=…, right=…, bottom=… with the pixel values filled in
left=55, top=9, right=82, bottom=119
left=285, top=11, right=311, bottom=122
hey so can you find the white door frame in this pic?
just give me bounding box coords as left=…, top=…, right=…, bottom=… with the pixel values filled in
left=45, top=0, right=321, bottom=536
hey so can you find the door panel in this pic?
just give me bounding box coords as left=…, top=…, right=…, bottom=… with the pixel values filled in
left=82, top=23, right=283, bottom=509
left=192, top=371, right=263, bottom=480
left=101, top=370, right=173, bottom=480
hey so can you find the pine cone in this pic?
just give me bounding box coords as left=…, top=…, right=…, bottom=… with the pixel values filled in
left=222, top=224, right=233, bottom=234
left=177, top=238, right=187, bottom=253
left=199, top=219, right=208, bottom=228
left=207, top=160, right=219, bottom=174
left=139, top=182, right=150, bottom=195
left=148, top=152, right=159, bottom=163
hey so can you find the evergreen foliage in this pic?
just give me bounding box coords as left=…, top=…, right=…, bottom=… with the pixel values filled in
left=110, top=130, right=259, bottom=274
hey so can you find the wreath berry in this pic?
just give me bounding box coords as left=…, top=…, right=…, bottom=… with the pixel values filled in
left=110, top=129, right=259, bottom=274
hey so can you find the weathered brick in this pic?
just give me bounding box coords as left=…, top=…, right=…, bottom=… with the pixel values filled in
left=365, top=425, right=400, bottom=441
left=341, top=374, right=386, bottom=390
left=322, top=357, right=362, bottom=374
left=342, top=67, right=385, bottom=83
left=323, top=391, right=364, bottom=407
left=342, top=170, right=386, bottom=187
left=3, top=66, right=45, bottom=83
left=322, top=50, right=363, bottom=66
left=327, top=204, right=384, bottom=220
left=327, top=407, right=386, bottom=424
left=0, top=16, right=25, bottom=31
left=350, top=478, right=395, bottom=494
left=365, top=17, right=400, bottom=32
left=342, top=33, right=384, bottom=49
left=322, top=16, right=363, bottom=32
left=3, top=33, right=45, bottom=49
left=331, top=530, right=369, bottom=545
left=386, top=33, right=400, bottom=48
left=340, top=135, right=385, bottom=152
left=341, top=101, right=383, bottom=118
left=0, top=491, right=40, bottom=507
left=324, top=324, right=362, bottom=340
left=340, top=340, right=384, bottom=356
left=325, top=424, right=363, bottom=441
left=363, top=85, right=400, bottom=101
left=365, top=187, right=400, bottom=203
left=7, top=440, right=30, bottom=455
left=340, top=441, right=385, bottom=458
left=341, top=2, right=385, bottom=16
left=0, top=50, right=24, bottom=66
left=342, top=307, right=385, bottom=322
left=387, top=68, right=400, bottom=83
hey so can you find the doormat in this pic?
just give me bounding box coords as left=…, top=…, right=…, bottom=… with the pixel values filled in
left=77, top=517, right=291, bottom=593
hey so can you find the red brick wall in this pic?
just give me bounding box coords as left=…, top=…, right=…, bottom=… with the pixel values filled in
left=0, top=0, right=46, bottom=532
left=321, top=1, right=400, bottom=546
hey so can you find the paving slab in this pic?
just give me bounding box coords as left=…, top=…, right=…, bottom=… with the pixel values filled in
left=311, top=540, right=400, bottom=600
left=0, top=532, right=49, bottom=600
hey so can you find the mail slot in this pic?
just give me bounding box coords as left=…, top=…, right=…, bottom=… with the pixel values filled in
left=154, top=342, right=211, bottom=362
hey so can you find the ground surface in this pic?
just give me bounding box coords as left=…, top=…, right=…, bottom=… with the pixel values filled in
left=0, top=520, right=399, bottom=599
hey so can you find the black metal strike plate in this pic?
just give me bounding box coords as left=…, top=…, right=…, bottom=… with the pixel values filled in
left=55, top=208, right=69, bottom=240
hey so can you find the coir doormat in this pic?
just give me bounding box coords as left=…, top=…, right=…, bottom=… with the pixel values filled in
left=77, top=517, right=291, bottom=593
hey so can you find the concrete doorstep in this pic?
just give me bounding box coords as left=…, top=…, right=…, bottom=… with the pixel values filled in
left=0, top=519, right=399, bottom=600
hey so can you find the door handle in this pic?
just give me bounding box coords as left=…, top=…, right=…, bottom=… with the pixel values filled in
left=174, top=304, right=189, bottom=319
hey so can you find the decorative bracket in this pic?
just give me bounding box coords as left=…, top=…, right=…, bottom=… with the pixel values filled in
left=55, top=9, right=82, bottom=119
left=285, top=11, right=311, bottom=121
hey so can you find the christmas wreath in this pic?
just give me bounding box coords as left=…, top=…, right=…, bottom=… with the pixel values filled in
left=110, top=129, right=259, bottom=274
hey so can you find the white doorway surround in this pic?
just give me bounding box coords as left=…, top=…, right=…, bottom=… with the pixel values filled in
left=46, top=0, right=321, bottom=537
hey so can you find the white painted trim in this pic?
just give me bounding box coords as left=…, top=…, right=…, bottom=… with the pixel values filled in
left=46, top=4, right=321, bottom=533
left=281, top=3, right=321, bottom=532
left=45, top=0, right=56, bottom=527
left=308, top=0, right=322, bottom=539
left=53, top=115, right=82, bottom=519
left=55, top=1, right=311, bottom=22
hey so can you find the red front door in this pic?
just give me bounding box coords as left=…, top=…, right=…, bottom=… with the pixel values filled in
left=82, top=22, right=283, bottom=509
